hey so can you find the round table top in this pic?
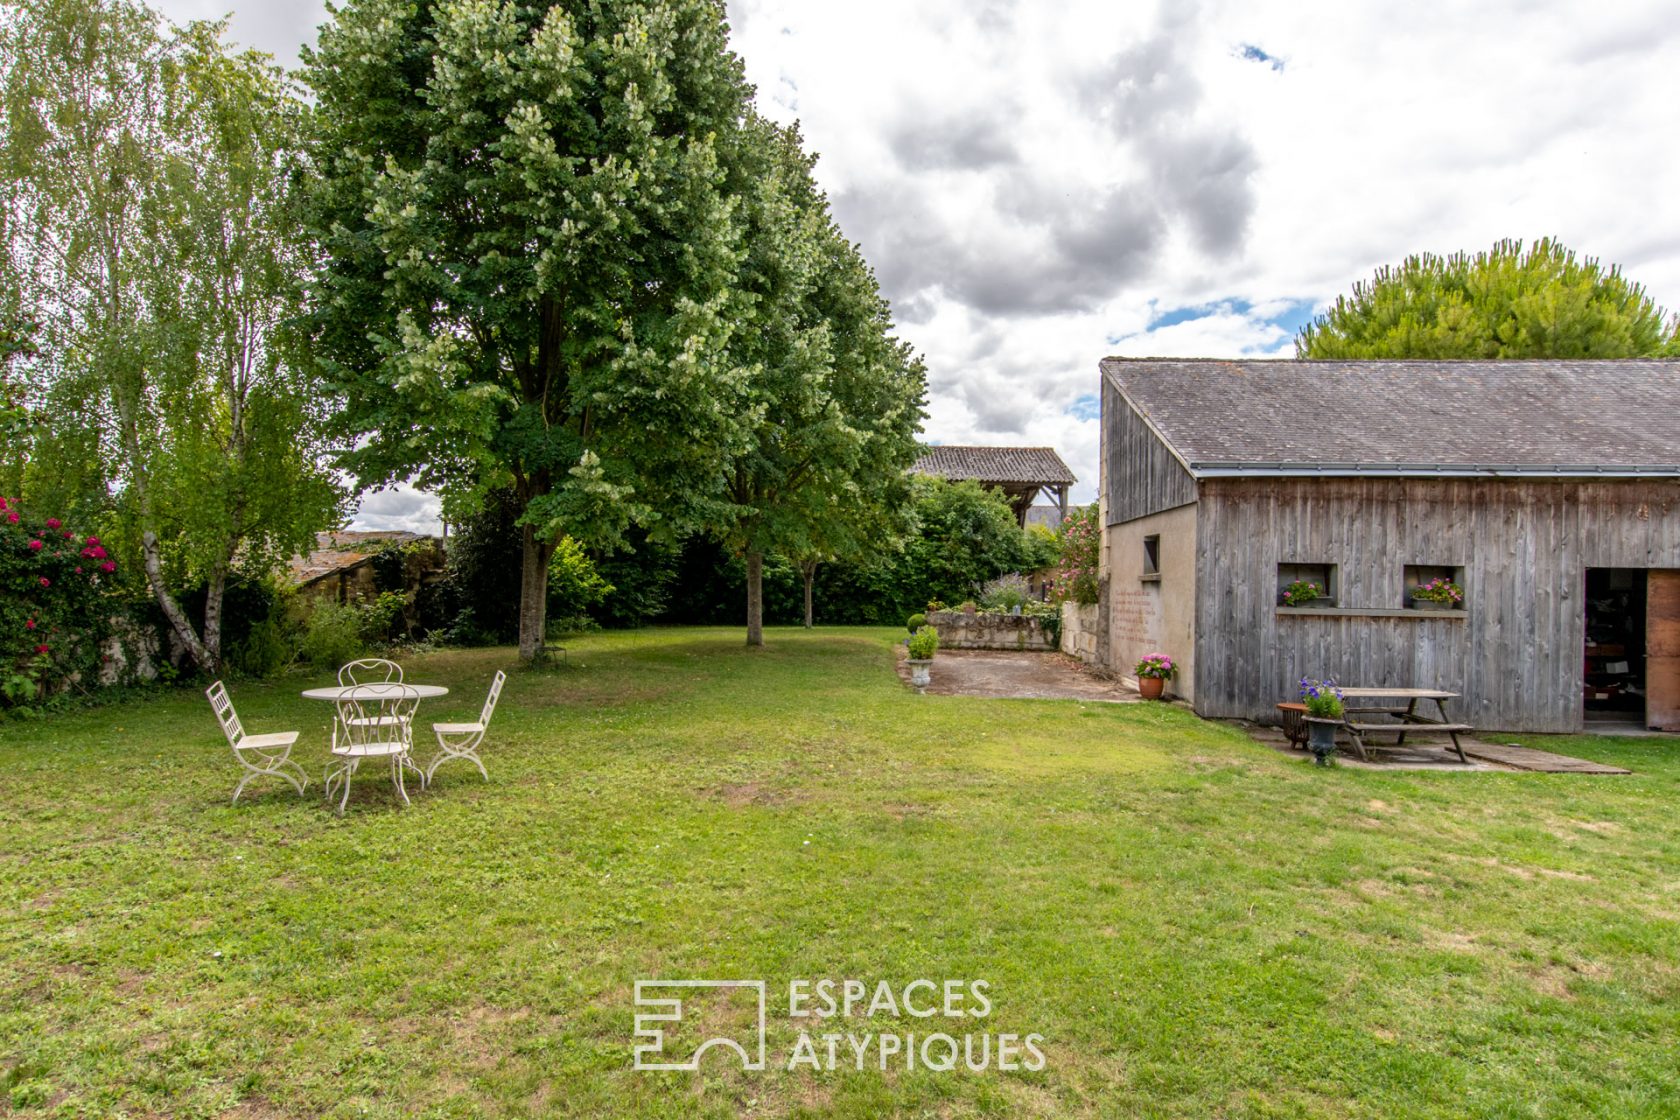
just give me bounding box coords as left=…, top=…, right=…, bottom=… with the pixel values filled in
left=300, top=683, right=449, bottom=701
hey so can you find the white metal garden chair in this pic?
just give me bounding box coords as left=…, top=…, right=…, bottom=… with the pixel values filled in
left=338, top=658, right=403, bottom=686
left=206, top=681, right=308, bottom=804
left=332, top=658, right=405, bottom=752
left=425, top=670, right=506, bottom=785
left=324, top=682, right=421, bottom=815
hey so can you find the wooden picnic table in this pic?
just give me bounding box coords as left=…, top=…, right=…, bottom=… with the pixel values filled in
left=1334, top=687, right=1470, bottom=763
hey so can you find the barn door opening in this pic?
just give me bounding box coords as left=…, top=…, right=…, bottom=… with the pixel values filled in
left=1650, top=570, right=1680, bottom=732
left=1583, top=569, right=1647, bottom=725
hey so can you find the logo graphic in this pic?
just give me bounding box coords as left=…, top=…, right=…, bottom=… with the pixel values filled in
left=633, top=980, right=767, bottom=1071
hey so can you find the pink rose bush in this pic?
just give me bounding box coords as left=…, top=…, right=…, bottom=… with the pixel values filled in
left=1049, top=503, right=1100, bottom=606
left=1, top=497, right=120, bottom=708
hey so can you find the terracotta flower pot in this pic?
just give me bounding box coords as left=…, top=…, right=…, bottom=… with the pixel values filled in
left=1138, top=676, right=1165, bottom=700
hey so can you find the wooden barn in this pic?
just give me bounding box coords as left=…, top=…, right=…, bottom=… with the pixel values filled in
left=1096, top=358, right=1680, bottom=733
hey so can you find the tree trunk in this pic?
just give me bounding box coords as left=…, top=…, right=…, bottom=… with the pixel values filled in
left=745, top=550, right=764, bottom=647
left=801, top=560, right=817, bottom=629
left=140, top=530, right=217, bottom=673
left=203, top=562, right=228, bottom=667
left=517, top=521, right=553, bottom=663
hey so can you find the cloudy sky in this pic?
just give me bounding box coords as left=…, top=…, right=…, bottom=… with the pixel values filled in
left=152, top=0, right=1680, bottom=527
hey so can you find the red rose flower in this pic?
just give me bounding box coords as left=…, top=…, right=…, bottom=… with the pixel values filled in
left=89, top=546, right=107, bottom=559
left=34, top=643, right=48, bottom=654
left=100, top=561, right=116, bottom=573
left=24, top=619, right=35, bottom=629
left=85, top=536, right=99, bottom=546
left=45, top=518, right=60, bottom=529
left=6, top=512, right=18, bottom=524
left=38, top=577, right=49, bottom=588
left=74, top=566, right=82, bottom=574
left=28, top=538, right=43, bottom=551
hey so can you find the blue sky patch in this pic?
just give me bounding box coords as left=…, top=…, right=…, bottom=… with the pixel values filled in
left=1066, top=393, right=1100, bottom=421
left=1238, top=43, right=1285, bottom=71
left=1262, top=298, right=1316, bottom=342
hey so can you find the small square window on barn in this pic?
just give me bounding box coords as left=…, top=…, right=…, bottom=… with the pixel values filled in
left=1278, top=562, right=1336, bottom=608
left=1142, top=535, right=1161, bottom=580
left=1404, top=564, right=1465, bottom=610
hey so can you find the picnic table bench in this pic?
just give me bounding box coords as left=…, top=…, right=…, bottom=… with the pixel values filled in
left=1277, top=688, right=1470, bottom=763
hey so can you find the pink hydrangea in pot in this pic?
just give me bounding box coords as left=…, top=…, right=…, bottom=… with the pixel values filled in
left=1134, top=652, right=1177, bottom=700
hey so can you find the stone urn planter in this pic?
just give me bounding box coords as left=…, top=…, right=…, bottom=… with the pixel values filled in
left=1138, top=676, right=1165, bottom=701
left=1305, top=717, right=1340, bottom=766
left=907, top=659, right=933, bottom=688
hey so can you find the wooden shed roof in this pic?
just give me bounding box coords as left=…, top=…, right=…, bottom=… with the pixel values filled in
left=288, top=530, right=429, bottom=586
left=1101, top=358, right=1680, bottom=478
left=912, top=445, right=1077, bottom=485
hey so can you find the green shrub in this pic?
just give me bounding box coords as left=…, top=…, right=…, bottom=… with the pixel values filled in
left=299, top=600, right=364, bottom=670
left=980, top=573, right=1029, bottom=612
left=905, top=612, right=927, bottom=632
left=355, top=591, right=408, bottom=643
left=907, top=626, right=939, bottom=660
left=229, top=616, right=295, bottom=678
left=549, top=535, right=614, bottom=617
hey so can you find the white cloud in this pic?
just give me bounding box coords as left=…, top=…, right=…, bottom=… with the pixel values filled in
left=153, top=0, right=1680, bottom=509
left=351, top=483, right=442, bottom=536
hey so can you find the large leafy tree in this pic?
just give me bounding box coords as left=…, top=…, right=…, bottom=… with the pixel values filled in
left=1297, top=238, right=1680, bottom=359
left=0, top=0, right=341, bottom=672
left=714, top=117, right=926, bottom=645
left=306, top=0, right=754, bottom=661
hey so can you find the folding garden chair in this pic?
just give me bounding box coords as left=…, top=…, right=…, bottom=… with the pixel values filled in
left=324, top=682, right=421, bottom=815
left=426, top=670, right=506, bottom=785
left=206, top=681, right=308, bottom=804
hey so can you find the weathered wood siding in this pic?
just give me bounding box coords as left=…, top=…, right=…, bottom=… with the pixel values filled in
left=1102, top=377, right=1196, bottom=525
left=1192, top=478, right=1680, bottom=732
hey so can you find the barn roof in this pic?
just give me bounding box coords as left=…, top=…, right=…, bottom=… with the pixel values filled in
left=288, top=530, right=428, bottom=586
left=1100, top=358, right=1680, bottom=478
left=912, top=445, right=1078, bottom=485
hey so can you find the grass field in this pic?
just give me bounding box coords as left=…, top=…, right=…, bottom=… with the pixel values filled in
left=3, top=627, right=1678, bottom=1118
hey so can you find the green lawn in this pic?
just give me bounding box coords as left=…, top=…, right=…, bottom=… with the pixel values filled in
left=3, top=628, right=1678, bottom=1118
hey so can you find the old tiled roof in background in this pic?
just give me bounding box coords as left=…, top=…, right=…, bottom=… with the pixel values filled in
left=1101, top=358, right=1680, bottom=475
left=288, top=530, right=428, bottom=585
left=912, top=445, right=1077, bottom=485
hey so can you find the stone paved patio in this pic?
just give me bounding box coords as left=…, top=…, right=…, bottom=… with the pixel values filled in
left=896, top=647, right=1139, bottom=702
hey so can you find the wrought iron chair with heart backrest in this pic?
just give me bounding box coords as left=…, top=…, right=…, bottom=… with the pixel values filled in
left=324, top=680, right=421, bottom=814
left=332, top=658, right=405, bottom=753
